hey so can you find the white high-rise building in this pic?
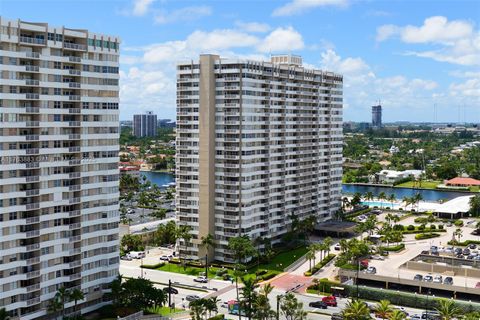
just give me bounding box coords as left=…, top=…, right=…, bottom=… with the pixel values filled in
left=0, top=18, right=120, bottom=319
left=176, top=54, right=343, bottom=262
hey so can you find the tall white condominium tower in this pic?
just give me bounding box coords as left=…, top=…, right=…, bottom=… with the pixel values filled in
left=176, top=54, right=343, bottom=262
left=0, top=18, right=120, bottom=319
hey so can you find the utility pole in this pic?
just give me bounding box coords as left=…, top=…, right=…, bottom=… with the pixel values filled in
left=205, top=254, right=208, bottom=279
left=168, top=279, right=172, bottom=308
left=276, top=295, right=282, bottom=320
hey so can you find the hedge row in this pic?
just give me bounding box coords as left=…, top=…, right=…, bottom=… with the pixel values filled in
left=447, top=239, right=480, bottom=247
left=343, top=285, right=480, bottom=312
left=402, top=228, right=446, bottom=234
left=307, top=278, right=341, bottom=294
left=304, top=254, right=336, bottom=276
left=141, top=262, right=166, bottom=269
left=208, top=315, right=225, bottom=320
left=415, top=233, right=441, bottom=240
left=380, top=244, right=405, bottom=252
left=345, top=208, right=372, bottom=220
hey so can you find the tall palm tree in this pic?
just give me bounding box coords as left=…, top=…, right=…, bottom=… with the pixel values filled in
left=306, top=250, right=315, bottom=272
left=454, top=228, right=463, bottom=244
left=323, top=237, right=334, bottom=257
left=374, top=300, right=393, bottom=319
left=388, top=309, right=406, bottom=320
left=342, top=300, right=372, bottom=320
left=402, top=196, right=411, bottom=210
left=69, top=288, right=84, bottom=312
left=205, top=297, right=219, bottom=318
left=200, top=233, right=215, bottom=263
left=414, top=193, right=423, bottom=211
left=378, top=192, right=387, bottom=208
left=388, top=194, right=396, bottom=209
left=56, top=287, right=70, bottom=318
left=241, top=277, right=259, bottom=320
left=365, top=192, right=374, bottom=202
left=308, top=244, right=317, bottom=267
left=47, top=296, right=63, bottom=320
left=260, top=283, right=274, bottom=298
left=435, top=299, right=461, bottom=320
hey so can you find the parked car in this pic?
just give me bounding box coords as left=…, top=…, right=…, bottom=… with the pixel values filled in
left=322, top=296, right=337, bottom=307
left=414, top=274, right=423, bottom=281
left=366, top=266, right=377, bottom=274
left=444, top=277, right=453, bottom=285
left=421, top=311, right=441, bottom=320
left=410, top=314, right=422, bottom=320
left=163, top=287, right=179, bottom=294
left=430, top=246, right=438, bottom=254
left=463, top=248, right=471, bottom=255
left=454, top=248, right=463, bottom=255
left=444, top=247, right=453, bottom=254
left=120, top=255, right=132, bottom=261
left=433, top=275, right=443, bottom=283
left=160, top=255, right=171, bottom=261
left=468, top=244, right=477, bottom=249
left=186, top=295, right=200, bottom=301
left=334, top=243, right=341, bottom=251
left=360, top=260, right=369, bottom=268
left=129, top=251, right=146, bottom=259
left=371, top=255, right=385, bottom=261
left=423, top=275, right=433, bottom=282
left=309, top=301, right=328, bottom=309
left=194, top=276, right=208, bottom=283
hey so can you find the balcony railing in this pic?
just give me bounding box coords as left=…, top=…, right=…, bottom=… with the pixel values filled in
left=26, top=189, right=40, bottom=196
left=64, top=42, right=87, bottom=51
left=25, top=203, right=40, bottom=210
left=25, top=65, right=39, bottom=72
left=25, top=106, right=39, bottom=113
left=26, top=121, right=39, bottom=127
left=68, top=95, right=81, bottom=101
left=26, top=216, right=40, bottom=224
left=20, top=36, right=45, bottom=45
left=68, top=56, right=81, bottom=62
left=26, top=283, right=40, bottom=292
left=25, top=51, right=40, bottom=58
left=25, top=162, right=39, bottom=169
left=68, top=82, right=81, bottom=88
left=26, top=243, right=40, bottom=251
left=25, top=79, right=39, bottom=86
left=68, top=69, right=81, bottom=76
left=25, top=93, right=39, bottom=99
left=25, top=134, right=39, bottom=140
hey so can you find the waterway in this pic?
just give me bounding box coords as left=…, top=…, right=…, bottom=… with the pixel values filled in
left=140, top=171, right=471, bottom=202
left=342, top=184, right=473, bottom=202
left=139, top=171, right=175, bottom=188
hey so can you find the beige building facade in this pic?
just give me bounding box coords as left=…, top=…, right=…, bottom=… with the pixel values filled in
left=176, top=54, right=343, bottom=262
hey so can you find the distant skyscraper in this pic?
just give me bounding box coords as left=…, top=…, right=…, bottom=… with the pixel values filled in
left=133, top=111, right=157, bottom=137
left=372, top=105, right=382, bottom=128
left=176, top=54, right=343, bottom=262
left=0, top=17, right=120, bottom=319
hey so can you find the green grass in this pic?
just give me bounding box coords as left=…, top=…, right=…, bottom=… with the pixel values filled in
left=152, top=246, right=308, bottom=280
left=145, top=306, right=183, bottom=316
left=395, top=180, right=441, bottom=189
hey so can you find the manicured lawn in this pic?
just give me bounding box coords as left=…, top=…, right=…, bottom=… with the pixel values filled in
left=152, top=246, right=308, bottom=280
left=395, top=181, right=441, bottom=189
left=146, top=306, right=183, bottom=316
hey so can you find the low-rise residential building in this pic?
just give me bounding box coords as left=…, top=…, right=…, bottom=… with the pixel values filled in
left=370, top=169, right=424, bottom=184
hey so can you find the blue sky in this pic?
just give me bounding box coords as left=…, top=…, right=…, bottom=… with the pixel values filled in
left=1, top=0, right=479, bottom=122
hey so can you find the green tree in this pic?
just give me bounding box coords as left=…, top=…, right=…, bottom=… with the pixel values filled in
left=280, top=293, right=307, bottom=320
left=435, top=299, right=461, bottom=320
left=110, top=275, right=123, bottom=306
left=47, top=296, right=63, bottom=319
left=200, top=233, right=215, bottom=263
left=189, top=299, right=207, bottom=320
left=56, top=287, right=70, bottom=318
left=228, top=236, right=256, bottom=264
left=388, top=309, right=406, bottom=320
left=121, top=234, right=144, bottom=252
left=69, top=288, right=84, bottom=312
left=241, top=277, right=259, bottom=320
left=342, top=300, right=372, bottom=320
left=374, top=300, right=393, bottom=319
left=0, top=308, right=9, bottom=320
left=177, top=225, right=193, bottom=270
left=469, top=195, right=480, bottom=217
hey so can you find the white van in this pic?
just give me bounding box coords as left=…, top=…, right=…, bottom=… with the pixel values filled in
left=129, top=251, right=146, bottom=259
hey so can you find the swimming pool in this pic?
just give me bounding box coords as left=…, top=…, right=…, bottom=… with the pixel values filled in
left=360, top=201, right=401, bottom=208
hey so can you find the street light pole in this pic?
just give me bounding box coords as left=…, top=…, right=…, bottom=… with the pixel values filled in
left=141, top=257, right=144, bottom=278
left=168, top=279, right=172, bottom=309
left=205, top=254, right=208, bottom=280
left=276, top=295, right=282, bottom=320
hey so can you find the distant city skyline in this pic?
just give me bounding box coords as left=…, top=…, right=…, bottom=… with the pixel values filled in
left=2, top=0, right=478, bottom=122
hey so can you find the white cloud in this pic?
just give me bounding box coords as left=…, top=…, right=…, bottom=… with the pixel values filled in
left=132, top=0, right=155, bottom=16
left=235, top=21, right=271, bottom=33
left=257, top=27, right=304, bottom=52
left=186, top=29, right=260, bottom=51
left=154, top=6, right=212, bottom=24
left=450, top=78, right=480, bottom=98
left=376, top=16, right=480, bottom=66
left=272, top=0, right=348, bottom=16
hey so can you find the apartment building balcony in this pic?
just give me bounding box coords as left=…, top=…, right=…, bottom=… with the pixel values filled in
left=25, top=270, right=40, bottom=279
left=64, top=42, right=87, bottom=51
left=25, top=283, right=40, bottom=293
left=68, top=210, right=81, bottom=217
left=24, top=65, right=39, bottom=72
left=68, top=69, right=81, bottom=76
left=20, top=36, right=45, bottom=45
left=68, top=56, right=81, bottom=63
left=25, top=79, right=40, bottom=86
left=24, top=51, right=40, bottom=59
left=25, top=93, right=39, bottom=99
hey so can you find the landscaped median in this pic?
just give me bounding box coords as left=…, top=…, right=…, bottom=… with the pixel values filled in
left=414, top=232, right=441, bottom=240
left=141, top=246, right=308, bottom=281
left=304, top=254, right=336, bottom=276
left=379, top=243, right=405, bottom=252
left=447, top=239, right=480, bottom=246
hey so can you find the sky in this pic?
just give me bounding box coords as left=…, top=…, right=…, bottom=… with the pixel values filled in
left=1, top=0, right=479, bottom=123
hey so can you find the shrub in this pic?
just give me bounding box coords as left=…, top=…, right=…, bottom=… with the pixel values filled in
left=393, top=224, right=405, bottom=231
left=304, top=271, right=312, bottom=277
left=454, top=220, right=464, bottom=227
left=438, top=224, right=444, bottom=230
left=141, top=262, right=165, bottom=269
left=208, top=315, right=225, bottom=320
left=259, top=272, right=277, bottom=281
left=380, top=244, right=405, bottom=252
left=418, top=224, right=426, bottom=231
left=255, top=269, right=268, bottom=276
left=430, top=224, right=436, bottom=230
left=407, top=225, right=415, bottom=231
left=415, top=233, right=440, bottom=240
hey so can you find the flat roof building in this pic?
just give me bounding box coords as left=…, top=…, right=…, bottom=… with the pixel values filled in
left=372, top=104, right=382, bottom=128
left=133, top=111, right=157, bottom=138
left=0, top=17, right=120, bottom=319
left=176, top=54, right=343, bottom=262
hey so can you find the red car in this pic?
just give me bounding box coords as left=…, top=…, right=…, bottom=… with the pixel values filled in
left=322, top=296, right=337, bottom=307
left=360, top=259, right=369, bottom=268
left=475, top=282, right=480, bottom=289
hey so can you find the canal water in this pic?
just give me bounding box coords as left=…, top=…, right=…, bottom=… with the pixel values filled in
left=342, top=184, right=473, bottom=202
left=140, top=171, right=471, bottom=202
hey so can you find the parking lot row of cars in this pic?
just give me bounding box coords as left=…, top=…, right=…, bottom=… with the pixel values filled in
left=429, top=245, right=480, bottom=260
left=413, top=273, right=454, bottom=285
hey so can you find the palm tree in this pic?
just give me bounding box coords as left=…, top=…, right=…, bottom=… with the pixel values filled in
left=306, top=250, right=315, bottom=272
left=342, top=300, right=372, bottom=320
left=177, top=225, right=193, bottom=270
left=200, top=233, right=215, bottom=263
left=56, top=287, right=70, bottom=318
left=374, top=300, right=393, bottom=319
left=69, top=288, right=84, bottom=312
left=454, top=228, right=463, bottom=244
left=414, top=193, right=423, bottom=211
left=464, top=312, right=480, bottom=320
left=323, top=237, right=334, bottom=257
left=241, top=277, right=259, bottom=320
left=205, top=297, right=219, bottom=318
left=307, top=244, right=317, bottom=267
left=388, top=309, right=406, bottom=320
left=260, top=283, right=274, bottom=298
left=365, top=191, right=374, bottom=202
left=435, top=299, right=461, bottom=320
left=378, top=192, right=387, bottom=208
left=402, top=196, right=411, bottom=210
left=47, top=296, right=63, bottom=320
left=0, top=308, right=10, bottom=320
left=110, top=275, right=123, bottom=306
left=388, top=194, right=396, bottom=209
